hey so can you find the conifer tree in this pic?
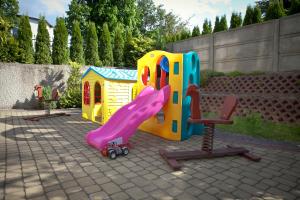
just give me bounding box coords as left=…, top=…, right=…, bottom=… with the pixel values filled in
left=243, top=5, right=254, bottom=26
left=219, top=15, right=228, bottom=31
left=253, top=6, right=263, bottom=23
left=213, top=16, right=220, bottom=32
left=124, top=29, right=133, bottom=68
left=192, top=26, right=200, bottom=37
left=99, top=22, right=113, bottom=66
left=113, top=24, right=124, bottom=67
left=230, top=12, right=242, bottom=29
left=202, top=19, right=212, bottom=35
left=265, top=0, right=286, bottom=20
left=85, top=22, right=100, bottom=65
left=70, top=20, right=84, bottom=64
left=289, top=0, right=300, bottom=15
left=35, top=16, right=52, bottom=64
left=52, top=17, right=68, bottom=64
left=17, top=15, right=34, bottom=63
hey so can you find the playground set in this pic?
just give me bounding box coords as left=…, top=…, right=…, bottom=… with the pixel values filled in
left=84, top=50, right=260, bottom=169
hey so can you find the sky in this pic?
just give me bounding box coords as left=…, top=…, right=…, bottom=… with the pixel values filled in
left=19, top=0, right=256, bottom=29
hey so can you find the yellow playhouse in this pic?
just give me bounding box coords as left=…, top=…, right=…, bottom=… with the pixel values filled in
left=81, top=66, right=137, bottom=124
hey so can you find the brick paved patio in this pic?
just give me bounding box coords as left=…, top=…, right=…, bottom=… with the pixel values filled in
left=0, top=109, right=299, bottom=200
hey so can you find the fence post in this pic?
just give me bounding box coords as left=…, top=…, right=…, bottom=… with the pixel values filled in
left=272, top=19, right=280, bottom=72
left=209, top=34, right=214, bottom=71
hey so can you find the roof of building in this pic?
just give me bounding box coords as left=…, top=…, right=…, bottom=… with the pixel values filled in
left=17, top=15, right=53, bottom=28
left=82, top=66, right=137, bottom=81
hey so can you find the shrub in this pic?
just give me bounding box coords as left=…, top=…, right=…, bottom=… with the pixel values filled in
left=35, top=16, right=52, bottom=64
left=289, top=0, right=300, bottom=15
left=113, top=24, right=124, bottom=67
left=99, top=22, right=113, bottom=66
left=52, top=17, right=69, bottom=64
left=17, top=15, right=34, bottom=63
left=59, top=62, right=82, bottom=108
left=85, top=22, right=100, bottom=65
left=70, top=20, right=84, bottom=64
left=42, top=86, right=57, bottom=109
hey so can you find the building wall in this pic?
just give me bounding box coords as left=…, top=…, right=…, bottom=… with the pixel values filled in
left=29, top=19, right=54, bottom=47
left=167, top=14, right=300, bottom=73
left=0, top=63, right=70, bottom=109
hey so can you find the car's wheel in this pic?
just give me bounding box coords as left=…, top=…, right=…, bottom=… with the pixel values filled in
left=109, top=150, right=117, bottom=159
left=122, top=147, right=129, bottom=155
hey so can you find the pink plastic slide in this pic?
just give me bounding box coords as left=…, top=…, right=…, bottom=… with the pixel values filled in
left=85, top=85, right=171, bottom=150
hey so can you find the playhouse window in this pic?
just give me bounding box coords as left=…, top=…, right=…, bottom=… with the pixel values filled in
left=94, top=82, right=101, bottom=104
left=156, top=56, right=169, bottom=89
left=84, top=82, right=90, bottom=105
left=142, top=66, right=150, bottom=86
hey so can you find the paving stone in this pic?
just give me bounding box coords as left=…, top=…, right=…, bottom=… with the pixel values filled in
left=46, top=189, right=68, bottom=200
left=84, top=185, right=101, bottom=194
left=101, top=182, right=121, bottom=195
left=89, top=191, right=109, bottom=200
left=68, top=191, right=89, bottom=200
left=126, top=187, right=149, bottom=200
left=110, top=191, right=130, bottom=200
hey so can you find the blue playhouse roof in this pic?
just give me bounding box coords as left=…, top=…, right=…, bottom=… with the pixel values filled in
left=82, top=66, right=137, bottom=81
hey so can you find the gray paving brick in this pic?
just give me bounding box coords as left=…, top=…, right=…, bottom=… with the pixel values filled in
left=110, top=191, right=130, bottom=200
left=126, top=187, right=149, bottom=200
left=101, top=182, right=121, bottom=195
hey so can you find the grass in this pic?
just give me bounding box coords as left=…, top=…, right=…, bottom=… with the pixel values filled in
left=203, top=112, right=300, bottom=143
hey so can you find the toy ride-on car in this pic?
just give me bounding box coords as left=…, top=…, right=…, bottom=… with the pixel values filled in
left=101, top=142, right=129, bottom=159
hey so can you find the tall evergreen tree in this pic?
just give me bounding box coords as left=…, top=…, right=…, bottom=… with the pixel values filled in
left=17, top=15, right=34, bottom=63
left=52, top=17, right=68, bottom=64
left=265, top=0, right=285, bottom=20
left=213, top=16, right=220, bottom=32
left=219, top=15, right=228, bottom=31
left=99, top=22, right=113, bottom=66
left=70, top=20, right=84, bottom=64
left=243, top=5, right=254, bottom=26
left=253, top=6, right=263, bottom=23
left=85, top=22, right=100, bottom=65
left=35, top=16, right=52, bottom=64
left=230, top=12, right=242, bottom=29
left=192, top=26, right=200, bottom=37
left=202, top=19, right=212, bottom=35
left=113, top=24, right=124, bottom=67
left=289, top=0, right=300, bottom=15
left=124, top=29, right=133, bottom=68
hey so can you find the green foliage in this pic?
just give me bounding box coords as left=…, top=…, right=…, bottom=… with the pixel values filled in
left=289, top=0, right=300, bottom=15
left=59, top=62, right=82, bottom=108
left=35, top=16, right=52, bottom=64
left=113, top=24, right=124, bottom=67
left=226, top=70, right=245, bottom=77
left=124, top=31, right=154, bottom=68
left=0, top=17, right=19, bottom=62
left=243, top=5, right=254, bottom=26
left=230, top=12, right=242, bottom=29
left=179, top=28, right=191, bottom=40
left=52, top=17, right=68, bottom=65
left=42, top=86, right=57, bottom=109
left=66, top=0, right=91, bottom=36
left=219, top=15, right=228, bottom=31
left=192, top=26, right=200, bottom=37
left=213, top=16, right=220, bottom=32
left=0, top=0, right=19, bottom=26
left=202, top=19, right=212, bottom=35
left=214, top=112, right=300, bottom=142
left=17, top=15, right=34, bottom=63
left=70, top=20, right=84, bottom=64
left=99, top=22, right=113, bottom=66
left=256, top=0, right=270, bottom=18
left=253, top=6, right=263, bottom=23
left=265, top=0, right=286, bottom=20
left=85, top=22, right=100, bottom=66
left=200, top=70, right=225, bottom=87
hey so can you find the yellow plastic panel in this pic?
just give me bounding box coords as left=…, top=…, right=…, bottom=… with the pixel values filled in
left=137, top=50, right=183, bottom=141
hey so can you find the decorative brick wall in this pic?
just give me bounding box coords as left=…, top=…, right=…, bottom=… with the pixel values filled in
left=200, top=71, right=300, bottom=123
